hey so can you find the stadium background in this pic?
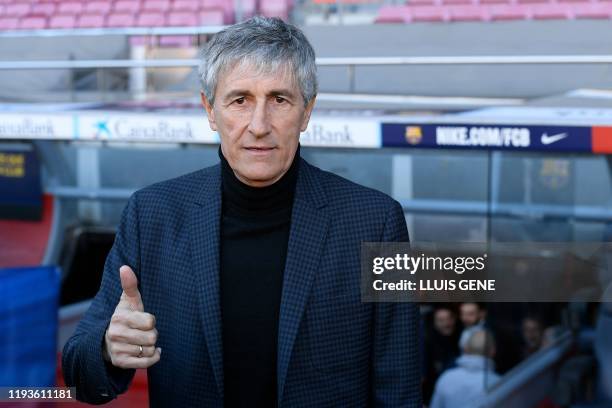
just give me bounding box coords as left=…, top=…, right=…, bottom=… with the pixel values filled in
left=0, top=2, right=611, bottom=407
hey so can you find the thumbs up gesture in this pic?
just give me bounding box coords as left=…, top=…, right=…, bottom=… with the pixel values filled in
left=103, top=265, right=161, bottom=368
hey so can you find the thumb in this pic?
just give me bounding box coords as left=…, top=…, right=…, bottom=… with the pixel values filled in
left=119, top=265, right=143, bottom=311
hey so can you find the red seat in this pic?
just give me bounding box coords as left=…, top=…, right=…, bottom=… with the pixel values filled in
left=202, top=0, right=234, bottom=23
left=488, top=3, right=529, bottom=19
left=19, top=15, right=47, bottom=29
left=172, top=0, right=201, bottom=11
left=530, top=3, right=571, bottom=18
left=516, top=0, right=548, bottom=4
left=58, top=2, right=84, bottom=15
left=408, top=0, right=438, bottom=5
left=49, top=15, right=76, bottom=28
left=375, top=6, right=408, bottom=22
left=260, top=0, right=290, bottom=19
left=168, top=12, right=199, bottom=26
left=442, top=0, right=474, bottom=5
left=77, top=14, right=106, bottom=27
left=107, top=13, right=136, bottom=26
left=5, top=3, right=31, bottom=17
left=260, top=0, right=289, bottom=19
left=136, top=12, right=166, bottom=26
left=407, top=5, right=450, bottom=21
left=86, top=1, right=112, bottom=14
left=571, top=2, right=612, bottom=18
left=30, top=3, right=56, bottom=17
left=142, top=0, right=171, bottom=12
left=449, top=4, right=488, bottom=19
left=114, top=0, right=141, bottom=13
left=478, top=0, right=511, bottom=5
left=0, top=17, right=18, bottom=30
left=199, top=9, right=225, bottom=24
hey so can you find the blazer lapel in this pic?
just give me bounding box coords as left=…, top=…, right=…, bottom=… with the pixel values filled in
left=189, top=165, right=224, bottom=400
left=277, top=159, right=329, bottom=403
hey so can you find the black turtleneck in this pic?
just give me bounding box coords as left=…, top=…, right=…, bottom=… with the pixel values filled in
left=219, top=146, right=299, bottom=408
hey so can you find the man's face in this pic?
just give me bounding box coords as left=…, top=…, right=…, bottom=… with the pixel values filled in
left=460, top=303, right=481, bottom=328
left=433, top=309, right=456, bottom=337
left=201, top=62, right=315, bottom=187
left=522, top=318, right=543, bottom=349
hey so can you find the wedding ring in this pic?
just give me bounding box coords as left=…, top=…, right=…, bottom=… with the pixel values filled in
left=138, top=344, right=143, bottom=358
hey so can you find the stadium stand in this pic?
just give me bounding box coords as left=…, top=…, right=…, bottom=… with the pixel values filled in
left=0, top=0, right=290, bottom=29
left=375, top=0, right=612, bottom=22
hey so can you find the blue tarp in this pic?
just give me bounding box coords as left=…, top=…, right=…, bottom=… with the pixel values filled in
left=0, top=266, right=60, bottom=386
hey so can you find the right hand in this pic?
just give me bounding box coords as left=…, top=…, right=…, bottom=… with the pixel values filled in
left=103, top=265, right=161, bottom=368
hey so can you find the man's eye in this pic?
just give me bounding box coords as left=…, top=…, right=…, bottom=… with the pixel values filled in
left=275, top=96, right=286, bottom=103
left=235, top=97, right=245, bottom=104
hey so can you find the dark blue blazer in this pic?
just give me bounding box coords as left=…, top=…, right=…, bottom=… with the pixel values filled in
left=62, top=158, right=421, bottom=407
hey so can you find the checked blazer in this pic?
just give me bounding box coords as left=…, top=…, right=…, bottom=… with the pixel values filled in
left=62, top=158, right=422, bottom=407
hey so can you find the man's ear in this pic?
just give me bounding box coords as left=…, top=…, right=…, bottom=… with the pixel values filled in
left=200, top=91, right=217, bottom=131
left=300, top=96, right=316, bottom=132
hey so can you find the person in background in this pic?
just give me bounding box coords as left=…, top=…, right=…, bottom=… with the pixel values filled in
left=423, top=307, right=461, bottom=404
left=458, top=302, right=487, bottom=349
left=521, top=316, right=544, bottom=358
left=430, top=328, right=500, bottom=408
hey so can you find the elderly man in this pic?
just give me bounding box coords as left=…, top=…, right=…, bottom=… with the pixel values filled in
left=62, top=16, right=420, bottom=407
left=430, top=329, right=500, bottom=408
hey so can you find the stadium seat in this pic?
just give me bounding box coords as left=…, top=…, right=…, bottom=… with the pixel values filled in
left=58, top=2, right=85, bottom=15
left=572, top=2, right=612, bottom=18
left=168, top=12, right=199, bottom=26
left=488, top=4, right=529, bottom=19
left=136, top=12, right=166, bottom=27
left=478, top=0, right=511, bottom=5
left=202, top=0, right=236, bottom=23
left=449, top=4, right=488, bottom=20
left=30, top=3, right=56, bottom=17
left=172, top=0, right=202, bottom=11
left=442, top=0, right=474, bottom=6
left=408, top=5, right=450, bottom=21
left=199, top=9, right=226, bottom=24
left=409, top=0, right=439, bottom=5
left=107, top=13, right=136, bottom=27
left=77, top=14, right=106, bottom=28
left=374, top=6, right=408, bottom=22
left=85, top=1, right=113, bottom=15
left=530, top=3, right=571, bottom=19
left=114, top=1, right=141, bottom=14
left=19, top=16, right=47, bottom=30
left=260, top=0, right=290, bottom=19
left=516, top=0, right=549, bottom=4
left=0, top=17, right=18, bottom=30
left=142, top=0, right=171, bottom=12
left=5, top=3, right=30, bottom=17
left=49, top=15, right=77, bottom=29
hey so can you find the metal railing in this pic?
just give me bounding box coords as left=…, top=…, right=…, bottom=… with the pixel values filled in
left=1, top=55, right=612, bottom=96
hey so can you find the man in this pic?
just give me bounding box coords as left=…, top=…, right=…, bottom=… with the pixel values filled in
left=458, top=302, right=486, bottom=349
left=521, top=316, right=544, bottom=359
left=62, top=16, right=421, bottom=407
left=430, top=329, right=500, bottom=408
left=423, top=307, right=460, bottom=404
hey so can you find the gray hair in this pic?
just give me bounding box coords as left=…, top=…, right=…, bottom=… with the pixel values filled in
left=198, top=16, right=318, bottom=108
left=464, top=329, right=496, bottom=357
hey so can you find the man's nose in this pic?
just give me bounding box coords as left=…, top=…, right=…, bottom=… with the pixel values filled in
left=248, top=101, right=271, bottom=137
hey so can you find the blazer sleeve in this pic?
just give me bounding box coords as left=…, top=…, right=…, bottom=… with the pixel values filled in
left=62, top=194, right=141, bottom=404
left=372, top=200, right=422, bottom=407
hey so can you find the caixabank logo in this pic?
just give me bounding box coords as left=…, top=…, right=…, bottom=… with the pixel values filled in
left=76, top=114, right=219, bottom=143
